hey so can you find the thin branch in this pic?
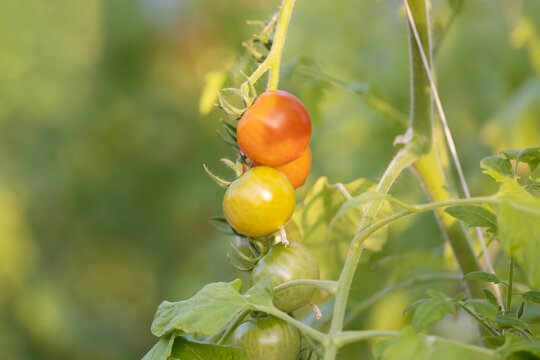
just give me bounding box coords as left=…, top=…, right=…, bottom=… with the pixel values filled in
left=274, top=279, right=339, bottom=295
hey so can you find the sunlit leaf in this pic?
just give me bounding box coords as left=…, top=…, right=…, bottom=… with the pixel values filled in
left=496, top=181, right=540, bottom=288
left=480, top=156, right=512, bottom=182
left=501, top=146, right=540, bottom=171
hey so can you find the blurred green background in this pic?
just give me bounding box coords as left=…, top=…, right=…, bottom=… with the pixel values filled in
left=0, top=0, right=539, bottom=359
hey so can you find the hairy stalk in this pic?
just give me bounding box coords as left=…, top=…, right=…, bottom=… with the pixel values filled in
left=259, top=306, right=328, bottom=344
left=240, top=0, right=296, bottom=95
left=457, top=302, right=500, bottom=336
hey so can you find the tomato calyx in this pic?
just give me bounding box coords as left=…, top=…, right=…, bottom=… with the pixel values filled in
left=228, top=236, right=269, bottom=271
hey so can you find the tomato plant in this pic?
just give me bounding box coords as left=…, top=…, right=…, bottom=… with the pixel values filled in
left=237, top=90, right=311, bottom=167
left=232, top=314, right=301, bottom=360
left=222, top=166, right=295, bottom=237
left=143, top=1, right=540, bottom=360
left=252, top=241, right=320, bottom=312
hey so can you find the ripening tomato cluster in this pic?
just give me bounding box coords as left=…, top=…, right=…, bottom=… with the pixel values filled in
left=223, top=90, right=312, bottom=238
left=218, top=91, right=320, bottom=360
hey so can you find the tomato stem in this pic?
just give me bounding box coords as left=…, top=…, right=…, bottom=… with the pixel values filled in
left=216, top=309, right=250, bottom=345
left=267, top=0, right=295, bottom=91
left=240, top=0, right=296, bottom=95
left=274, top=279, right=339, bottom=295
left=506, top=256, right=514, bottom=311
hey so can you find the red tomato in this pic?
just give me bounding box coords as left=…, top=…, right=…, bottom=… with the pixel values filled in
left=237, top=91, right=311, bottom=167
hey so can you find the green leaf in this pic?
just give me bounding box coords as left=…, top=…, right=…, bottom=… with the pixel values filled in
left=463, top=271, right=502, bottom=284
left=501, top=146, right=540, bottom=171
left=373, top=327, right=495, bottom=360
left=517, top=302, right=525, bottom=319
left=169, top=336, right=246, bottom=360
left=452, top=293, right=467, bottom=302
left=142, top=332, right=178, bottom=360
left=483, top=289, right=500, bottom=308
left=243, top=276, right=275, bottom=307
left=151, top=278, right=276, bottom=338
left=522, top=290, right=540, bottom=303
left=410, top=290, right=456, bottom=332
left=464, top=299, right=497, bottom=320
left=403, top=299, right=429, bottom=315
left=151, top=279, right=245, bottom=337
left=444, top=205, right=497, bottom=233
left=497, top=333, right=540, bottom=359
left=494, top=314, right=530, bottom=329
left=496, top=181, right=540, bottom=288
left=482, top=336, right=505, bottom=347
left=525, top=176, right=540, bottom=190
left=480, top=156, right=513, bottom=182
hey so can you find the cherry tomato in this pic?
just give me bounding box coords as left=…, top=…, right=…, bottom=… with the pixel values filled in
left=222, top=167, right=295, bottom=237
left=248, top=147, right=312, bottom=189
left=232, top=314, right=300, bottom=360
left=274, top=146, right=312, bottom=189
left=251, top=241, right=319, bottom=312
left=237, top=90, right=311, bottom=167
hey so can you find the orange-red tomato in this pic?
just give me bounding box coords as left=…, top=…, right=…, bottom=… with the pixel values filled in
left=247, top=147, right=311, bottom=189
left=237, top=90, right=311, bottom=167
left=275, top=147, right=311, bottom=189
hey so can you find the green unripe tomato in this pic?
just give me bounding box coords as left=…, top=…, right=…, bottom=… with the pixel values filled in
left=222, top=166, right=295, bottom=237
left=251, top=241, right=319, bottom=312
left=232, top=315, right=300, bottom=360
